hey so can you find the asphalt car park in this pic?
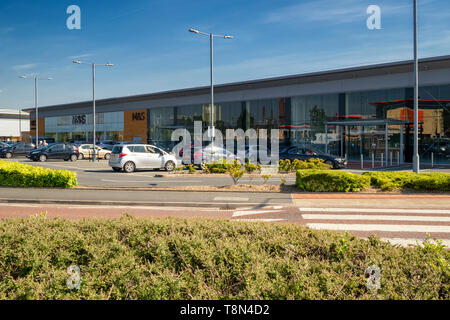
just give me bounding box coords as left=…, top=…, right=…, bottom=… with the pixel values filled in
left=3, top=158, right=298, bottom=188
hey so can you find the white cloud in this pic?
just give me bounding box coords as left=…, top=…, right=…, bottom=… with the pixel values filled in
left=12, top=64, right=37, bottom=71
left=67, top=53, right=93, bottom=60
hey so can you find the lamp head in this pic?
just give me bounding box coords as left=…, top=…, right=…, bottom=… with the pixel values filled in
left=189, top=28, right=199, bottom=34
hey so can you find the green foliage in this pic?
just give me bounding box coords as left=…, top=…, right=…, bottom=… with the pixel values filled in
left=296, top=170, right=370, bottom=192
left=279, top=158, right=331, bottom=172
left=0, top=216, right=447, bottom=300
left=363, top=172, right=450, bottom=192
left=280, top=178, right=286, bottom=186
left=185, top=164, right=197, bottom=174
left=202, top=159, right=229, bottom=174
left=262, top=174, right=271, bottom=184
left=0, top=160, right=77, bottom=188
left=227, top=161, right=245, bottom=185
left=174, top=166, right=184, bottom=173
left=244, top=159, right=262, bottom=174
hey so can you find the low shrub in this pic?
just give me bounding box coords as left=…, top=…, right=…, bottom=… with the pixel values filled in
left=0, top=216, right=447, bottom=299
left=202, top=160, right=229, bottom=174
left=296, top=170, right=370, bottom=192
left=244, top=160, right=262, bottom=174
left=279, top=158, right=331, bottom=172
left=185, top=164, right=197, bottom=174
left=363, top=172, right=450, bottom=192
left=227, top=161, right=245, bottom=185
left=0, top=161, right=77, bottom=188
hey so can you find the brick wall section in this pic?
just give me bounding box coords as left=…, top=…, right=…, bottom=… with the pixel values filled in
left=123, top=110, right=148, bottom=143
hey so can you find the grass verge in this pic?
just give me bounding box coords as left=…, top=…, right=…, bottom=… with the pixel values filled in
left=0, top=215, right=448, bottom=300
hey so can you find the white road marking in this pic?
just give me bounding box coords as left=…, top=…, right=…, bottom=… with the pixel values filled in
left=299, top=207, right=450, bottom=214
left=214, top=197, right=249, bottom=202
left=306, top=223, right=450, bottom=233
left=100, top=179, right=200, bottom=183
left=380, top=238, right=450, bottom=247
left=235, top=219, right=286, bottom=222
left=233, top=210, right=282, bottom=217
left=301, top=214, right=450, bottom=222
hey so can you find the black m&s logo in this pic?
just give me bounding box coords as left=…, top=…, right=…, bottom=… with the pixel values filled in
left=132, top=112, right=146, bottom=121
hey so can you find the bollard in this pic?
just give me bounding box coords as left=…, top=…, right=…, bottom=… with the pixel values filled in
left=397, top=151, right=400, bottom=166
left=381, top=153, right=384, bottom=167
left=390, top=151, right=393, bottom=166
left=372, top=152, right=375, bottom=169
left=431, top=152, right=434, bottom=168
left=361, top=154, right=364, bottom=170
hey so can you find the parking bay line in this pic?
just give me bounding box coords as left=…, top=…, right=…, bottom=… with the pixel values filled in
left=299, top=207, right=450, bottom=215
left=101, top=179, right=201, bottom=183
left=301, top=214, right=450, bottom=222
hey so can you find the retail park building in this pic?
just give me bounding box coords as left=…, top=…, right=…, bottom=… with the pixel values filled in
left=25, top=55, right=450, bottom=164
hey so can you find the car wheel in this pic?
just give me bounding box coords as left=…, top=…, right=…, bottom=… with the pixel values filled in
left=165, top=160, right=175, bottom=172
left=70, top=154, right=78, bottom=162
left=123, top=161, right=136, bottom=173
left=112, top=167, right=122, bottom=172
left=39, top=155, right=47, bottom=162
left=78, top=153, right=84, bottom=160
left=5, top=152, right=12, bottom=159
left=104, top=153, right=111, bottom=160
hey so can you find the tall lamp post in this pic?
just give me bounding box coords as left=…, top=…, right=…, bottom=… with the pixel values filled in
left=73, top=60, right=114, bottom=162
left=189, top=28, right=233, bottom=146
left=413, top=0, right=420, bottom=173
left=19, top=75, right=52, bottom=148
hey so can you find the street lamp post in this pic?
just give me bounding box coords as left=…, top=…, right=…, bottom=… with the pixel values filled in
left=73, top=61, right=114, bottom=162
left=19, top=76, right=52, bottom=148
left=413, top=0, right=420, bottom=173
left=189, top=28, right=233, bottom=146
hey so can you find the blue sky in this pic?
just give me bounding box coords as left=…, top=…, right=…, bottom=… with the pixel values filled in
left=0, top=0, right=449, bottom=109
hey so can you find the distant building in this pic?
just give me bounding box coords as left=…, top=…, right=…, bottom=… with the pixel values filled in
left=24, top=55, right=450, bottom=164
left=0, top=109, right=30, bottom=141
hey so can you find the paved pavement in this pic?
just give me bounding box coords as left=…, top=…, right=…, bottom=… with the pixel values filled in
left=0, top=187, right=293, bottom=208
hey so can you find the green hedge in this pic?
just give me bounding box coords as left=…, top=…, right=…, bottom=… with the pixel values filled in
left=0, top=161, right=77, bottom=188
left=0, top=216, right=447, bottom=299
left=363, top=172, right=450, bottom=191
left=296, top=170, right=370, bottom=192
left=279, top=158, right=331, bottom=172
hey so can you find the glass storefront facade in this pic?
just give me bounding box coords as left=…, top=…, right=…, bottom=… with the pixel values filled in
left=148, top=84, right=450, bottom=164
left=45, top=111, right=124, bottom=143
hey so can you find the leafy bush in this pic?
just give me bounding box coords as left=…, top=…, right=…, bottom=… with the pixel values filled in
left=0, top=160, right=77, bottom=188
left=227, top=161, right=245, bottom=185
left=0, top=216, right=447, bottom=299
left=185, top=164, right=197, bottom=174
left=202, top=160, right=229, bottom=174
left=244, top=160, right=262, bottom=174
left=363, top=172, right=450, bottom=192
left=279, top=158, right=331, bottom=172
left=296, top=170, right=370, bottom=192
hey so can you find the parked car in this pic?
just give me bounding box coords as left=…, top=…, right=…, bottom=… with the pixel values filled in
left=108, top=144, right=180, bottom=173
left=28, top=143, right=79, bottom=162
left=279, top=146, right=347, bottom=169
left=0, top=141, right=9, bottom=150
left=0, top=142, right=36, bottom=158
left=194, top=145, right=244, bottom=165
left=78, top=144, right=111, bottom=160
left=26, top=144, right=55, bottom=160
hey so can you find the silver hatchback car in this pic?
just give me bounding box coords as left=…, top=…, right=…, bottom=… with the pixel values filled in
left=108, top=144, right=180, bottom=173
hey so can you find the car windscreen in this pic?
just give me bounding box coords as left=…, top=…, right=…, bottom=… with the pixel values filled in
left=112, top=146, right=123, bottom=154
